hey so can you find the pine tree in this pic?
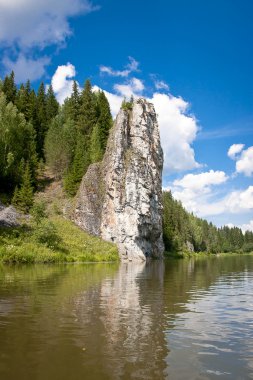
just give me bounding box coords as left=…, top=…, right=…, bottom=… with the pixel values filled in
left=46, top=85, right=59, bottom=121
left=90, top=123, right=103, bottom=163
left=26, top=89, right=37, bottom=123
left=12, top=162, right=34, bottom=212
left=15, top=84, right=27, bottom=115
left=97, top=90, right=112, bottom=151
left=36, top=82, right=47, bottom=158
left=78, top=79, right=97, bottom=135
left=64, top=133, right=89, bottom=196
left=69, top=81, right=81, bottom=122
left=0, top=92, right=37, bottom=191
left=45, top=115, right=76, bottom=178
left=2, top=71, right=17, bottom=104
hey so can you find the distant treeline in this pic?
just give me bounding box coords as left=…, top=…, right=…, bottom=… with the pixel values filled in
left=0, top=71, right=252, bottom=253
left=163, top=191, right=253, bottom=254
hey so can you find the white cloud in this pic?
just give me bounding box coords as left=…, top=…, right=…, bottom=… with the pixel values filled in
left=154, top=80, right=169, bottom=91
left=99, top=57, right=139, bottom=77
left=226, top=223, right=235, bottom=228
left=173, top=170, right=228, bottom=191
left=0, top=0, right=96, bottom=49
left=2, top=54, right=50, bottom=83
left=150, top=93, right=201, bottom=173
left=0, top=0, right=97, bottom=82
left=235, top=146, right=253, bottom=177
left=51, top=63, right=77, bottom=104
left=171, top=181, right=253, bottom=218
left=227, top=143, right=245, bottom=160
left=114, top=78, right=144, bottom=98
left=240, top=220, right=253, bottom=233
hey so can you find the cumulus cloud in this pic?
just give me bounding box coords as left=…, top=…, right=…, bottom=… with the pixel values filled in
left=0, top=0, right=97, bottom=49
left=0, top=0, right=97, bottom=82
left=227, top=143, right=245, bottom=160
left=2, top=54, right=50, bottom=83
left=240, top=220, right=253, bottom=233
left=171, top=178, right=253, bottom=217
left=228, top=144, right=253, bottom=177
left=51, top=63, right=77, bottom=104
left=154, top=80, right=169, bottom=91
left=150, top=93, right=201, bottom=173
left=114, top=78, right=145, bottom=98
left=235, top=146, right=253, bottom=177
left=99, top=57, right=139, bottom=77
left=173, top=170, right=228, bottom=191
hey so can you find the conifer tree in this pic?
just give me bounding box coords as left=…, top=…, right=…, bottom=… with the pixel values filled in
left=90, top=123, right=103, bottom=163
left=15, top=84, right=27, bottom=115
left=46, top=84, right=59, bottom=121
left=45, top=115, right=76, bottom=178
left=36, top=82, right=47, bottom=158
left=26, top=89, right=37, bottom=123
left=2, top=71, right=17, bottom=104
left=97, top=90, right=112, bottom=151
left=12, top=162, right=34, bottom=212
left=78, top=79, right=97, bottom=135
left=69, top=81, right=81, bottom=122
left=0, top=92, right=37, bottom=191
left=64, top=133, right=89, bottom=196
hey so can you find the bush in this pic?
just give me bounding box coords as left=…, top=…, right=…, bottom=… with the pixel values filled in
left=30, top=200, right=47, bottom=226
left=33, top=220, right=61, bottom=248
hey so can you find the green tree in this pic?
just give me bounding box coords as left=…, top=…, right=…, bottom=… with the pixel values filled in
left=90, top=123, right=103, bottom=163
left=96, top=90, right=112, bottom=151
left=78, top=79, right=97, bottom=135
left=64, top=133, right=89, bottom=196
left=45, top=115, right=76, bottom=178
left=2, top=71, right=17, bottom=104
left=36, top=82, right=47, bottom=158
left=12, top=163, right=34, bottom=212
left=0, top=92, right=37, bottom=191
left=46, top=84, right=59, bottom=121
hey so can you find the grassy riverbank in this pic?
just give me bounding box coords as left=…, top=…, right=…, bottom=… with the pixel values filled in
left=0, top=216, right=119, bottom=264
left=165, top=250, right=253, bottom=259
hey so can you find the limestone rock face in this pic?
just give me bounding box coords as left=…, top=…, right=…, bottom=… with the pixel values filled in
left=74, top=98, right=164, bottom=261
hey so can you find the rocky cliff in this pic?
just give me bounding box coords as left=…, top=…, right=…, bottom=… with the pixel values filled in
left=75, top=98, right=164, bottom=261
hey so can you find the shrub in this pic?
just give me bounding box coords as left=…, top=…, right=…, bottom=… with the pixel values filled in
left=33, top=220, right=61, bottom=248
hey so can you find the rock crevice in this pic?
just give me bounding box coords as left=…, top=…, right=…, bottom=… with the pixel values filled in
left=75, top=98, right=164, bottom=261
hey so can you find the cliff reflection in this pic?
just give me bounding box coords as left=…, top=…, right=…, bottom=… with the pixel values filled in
left=99, top=262, right=168, bottom=379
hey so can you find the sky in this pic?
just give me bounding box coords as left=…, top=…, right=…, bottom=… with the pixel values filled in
left=0, top=0, right=252, bottom=231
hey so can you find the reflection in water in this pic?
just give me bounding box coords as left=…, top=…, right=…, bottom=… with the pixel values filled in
left=99, top=262, right=167, bottom=379
left=0, top=256, right=253, bottom=379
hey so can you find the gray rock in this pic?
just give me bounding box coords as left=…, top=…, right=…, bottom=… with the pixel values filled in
left=74, top=98, right=164, bottom=261
left=0, top=201, right=20, bottom=227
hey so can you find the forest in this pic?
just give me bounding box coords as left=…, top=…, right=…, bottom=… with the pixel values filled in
left=0, top=71, right=252, bottom=255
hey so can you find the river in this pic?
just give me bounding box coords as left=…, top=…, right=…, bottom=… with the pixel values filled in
left=0, top=255, right=253, bottom=379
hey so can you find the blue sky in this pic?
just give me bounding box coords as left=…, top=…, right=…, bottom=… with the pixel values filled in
left=0, top=0, right=252, bottom=230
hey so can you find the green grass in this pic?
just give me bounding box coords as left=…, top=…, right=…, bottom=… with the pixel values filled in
left=164, top=250, right=253, bottom=259
left=0, top=216, right=119, bottom=264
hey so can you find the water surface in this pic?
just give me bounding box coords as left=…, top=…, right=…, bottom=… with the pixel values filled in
left=0, top=255, right=253, bottom=379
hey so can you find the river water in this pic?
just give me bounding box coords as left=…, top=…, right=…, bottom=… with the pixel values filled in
left=0, top=255, right=253, bottom=380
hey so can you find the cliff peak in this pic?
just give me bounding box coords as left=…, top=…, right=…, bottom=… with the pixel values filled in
left=75, top=98, right=164, bottom=261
